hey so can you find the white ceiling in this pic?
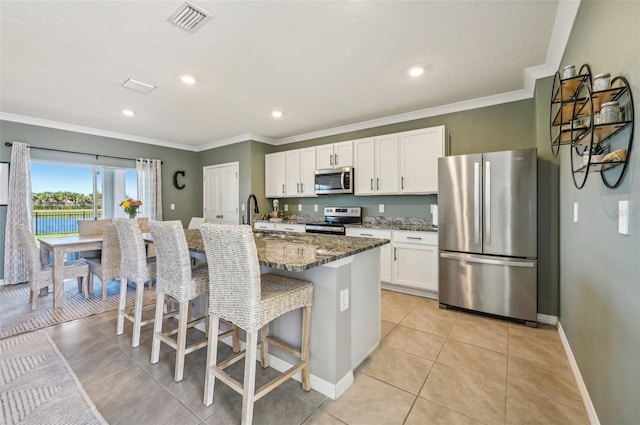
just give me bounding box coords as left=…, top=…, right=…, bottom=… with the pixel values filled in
left=0, top=1, right=579, bottom=151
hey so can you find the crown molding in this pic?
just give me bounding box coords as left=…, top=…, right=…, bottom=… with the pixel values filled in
left=0, top=112, right=199, bottom=151
left=195, top=133, right=277, bottom=152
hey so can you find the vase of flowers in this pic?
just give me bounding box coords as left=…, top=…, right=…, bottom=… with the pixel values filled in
left=120, top=198, right=142, bottom=219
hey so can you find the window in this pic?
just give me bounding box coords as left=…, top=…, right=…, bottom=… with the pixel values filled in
left=31, top=162, right=137, bottom=235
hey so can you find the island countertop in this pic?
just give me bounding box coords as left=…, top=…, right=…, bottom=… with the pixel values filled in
left=183, top=229, right=389, bottom=272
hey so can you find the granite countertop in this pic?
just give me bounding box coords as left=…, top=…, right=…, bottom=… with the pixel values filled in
left=254, top=216, right=437, bottom=232
left=183, top=229, right=389, bottom=272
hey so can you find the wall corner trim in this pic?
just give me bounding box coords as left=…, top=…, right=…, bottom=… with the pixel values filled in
left=557, top=321, right=601, bottom=425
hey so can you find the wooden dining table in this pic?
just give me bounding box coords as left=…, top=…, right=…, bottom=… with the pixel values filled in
left=39, top=235, right=103, bottom=310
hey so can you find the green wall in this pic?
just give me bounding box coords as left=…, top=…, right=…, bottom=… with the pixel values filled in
left=554, top=1, right=640, bottom=423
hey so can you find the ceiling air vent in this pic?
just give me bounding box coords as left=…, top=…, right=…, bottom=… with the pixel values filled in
left=167, top=2, right=211, bottom=33
left=122, top=78, right=156, bottom=94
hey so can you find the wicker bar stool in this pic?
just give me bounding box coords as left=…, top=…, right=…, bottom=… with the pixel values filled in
left=200, top=223, right=314, bottom=425
left=16, top=225, right=89, bottom=310
left=114, top=218, right=157, bottom=347
left=82, top=224, right=120, bottom=300
left=149, top=220, right=240, bottom=382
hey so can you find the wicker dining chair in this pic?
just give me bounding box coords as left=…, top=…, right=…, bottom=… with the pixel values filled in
left=114, top=218, right=157, bottom=347
left=149, top=220, right=239, bottom=382
left=77, top=218, right=112, bottom=260
left=82, top=224, right=121, bottom=300
left=187, top=217, right=207, bottom=264
left=200, top=223, right=314, bottom=425
left=137, top=217, right=156, bottom=274
left=16, top=224, right=90, bottom=310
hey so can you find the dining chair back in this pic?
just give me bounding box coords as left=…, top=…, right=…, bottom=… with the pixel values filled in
left=200, top=223, right=313, bottom=424
left=77, top=219, right=112, bottom=260
left=16, top=224, right=89, bottom=310
left=83, top=224, right=121, bottom=300
left=114, top=218, right=157, bottom=347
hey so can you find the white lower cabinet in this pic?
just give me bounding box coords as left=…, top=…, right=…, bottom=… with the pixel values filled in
left=254, top=221, right=275, bottom=231
left=346, top=228, right=437, bottom=292
left=345, top=228, right=391, bottom=282
left=273, top=223, right=306, bottom=233
left=392, top=230, right=438, bottom=292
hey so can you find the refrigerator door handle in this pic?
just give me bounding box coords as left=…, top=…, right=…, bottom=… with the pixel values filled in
left=485, top=160, right=491, bottom=246
left=440, top=252, right=535, bottom=268
left=473, top=161, right=480, bottom=245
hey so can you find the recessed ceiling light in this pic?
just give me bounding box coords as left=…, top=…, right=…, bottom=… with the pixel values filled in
left=271, top=110, right=283, bottom=118
left=180, top=75, right=196, bottom=85
left=122, top=109, right=135, bottom=117
left=408, top=66, right=424, bottom=77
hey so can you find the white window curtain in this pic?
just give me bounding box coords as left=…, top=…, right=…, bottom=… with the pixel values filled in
left=3, top=142, right=33, bottom=285
left=136, top=159, right=162, bottom=220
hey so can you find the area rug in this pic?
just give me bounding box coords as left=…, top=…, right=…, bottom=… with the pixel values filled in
left=0, top=279, right=156, bottom=339
left=0, top=330, right=108, bottom=425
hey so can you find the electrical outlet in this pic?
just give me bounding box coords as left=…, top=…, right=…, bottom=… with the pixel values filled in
left=170, top=203, right=175, bottom=210
left=340, top=289, right=349, bottom=312
left=378, top=204, right=385, bottom=213
left=314, top=204, right=318, bottom=212
left=241, top=204, right=245, bottom=211
left=298, top=204, right=302, bottom=212
left=619, top=200, right=629, bottom=235
left=284, top=204, right=289, bottom=212
left=573, top=203, right=579, bottom=223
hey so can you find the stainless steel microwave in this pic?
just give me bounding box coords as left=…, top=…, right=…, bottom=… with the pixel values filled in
left=314, top=167, right=354, bottom=195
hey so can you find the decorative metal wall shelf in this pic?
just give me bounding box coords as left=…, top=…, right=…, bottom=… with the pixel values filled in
left=550, top=64, right=634, bottom=189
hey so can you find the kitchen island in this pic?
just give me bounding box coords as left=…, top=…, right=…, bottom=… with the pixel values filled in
left=183, top=229, right=389, bottom=399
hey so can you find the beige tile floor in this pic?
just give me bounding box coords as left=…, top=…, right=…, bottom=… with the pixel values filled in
left=43, top=289, right=589, bottom=424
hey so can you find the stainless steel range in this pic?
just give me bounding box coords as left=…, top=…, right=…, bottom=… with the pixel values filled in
left=304, top=207, right=362, bottom=235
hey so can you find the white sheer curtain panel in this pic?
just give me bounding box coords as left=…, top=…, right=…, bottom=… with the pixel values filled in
left=136, top=159, right=162, bottom=220
left=3, top=142, right=33, bottom=285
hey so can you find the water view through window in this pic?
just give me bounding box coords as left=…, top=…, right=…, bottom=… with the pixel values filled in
left=31, top=162, right=137, bottom=236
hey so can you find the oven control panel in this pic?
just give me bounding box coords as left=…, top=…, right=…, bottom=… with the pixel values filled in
left=324, top=207, right=361, bottom=218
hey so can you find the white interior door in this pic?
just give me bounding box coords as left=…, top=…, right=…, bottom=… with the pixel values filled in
left=203, top=162, right=239, bottom=225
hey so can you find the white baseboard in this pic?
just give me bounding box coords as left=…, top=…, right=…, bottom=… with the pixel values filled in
left=557, top=322, right=600, bottom=425
left=536, top=313, right=558, bottom=325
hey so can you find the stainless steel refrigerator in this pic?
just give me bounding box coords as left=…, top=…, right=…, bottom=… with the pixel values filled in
left=437, top=148, right=537, bottom=325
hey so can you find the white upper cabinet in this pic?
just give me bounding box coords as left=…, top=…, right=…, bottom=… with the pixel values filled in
left=265, top=152, right=286, bottom=198
left=316, top=141, right=353, bottom=169
left=354, top=135, right=399, bottom=195
left=399, top=126, right=445, bottom=194
left=285, top=147, right=316, bottom=197
left=267, top=148, right=316, bottom=198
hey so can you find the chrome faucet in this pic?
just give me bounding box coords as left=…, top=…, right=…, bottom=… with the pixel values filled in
left=246, top=194, right=259, bottom=226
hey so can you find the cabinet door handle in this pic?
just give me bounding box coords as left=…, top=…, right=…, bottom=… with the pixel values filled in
left=376, top=178, right=380, bottom=190
left=406, top=236, right=422, bottom=240
left=334, top=153, right=338, bottom=165
left=297, top=182, right=300, bottom=193
left=360, top=233, right=373, bottom=236
left=401, top=176, right=404, bottom=190
left=329, top=154, right=333, bottom=166
left=394, top=247, right=397, bottom=261
left=300, top=182, right=303, bottom=193
left=282, top=184, right=285, bottom=195
left=370, top=178, right=373, bottom=190
left=285, top=227, right=294, bottom=231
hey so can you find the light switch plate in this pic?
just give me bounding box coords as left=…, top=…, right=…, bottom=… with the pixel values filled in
left=573, top=203, right=579, bottom=223
left=170, top=203, right=175, bottom=210
left=241, top=204, right=245, bottom=211
left=619, top=200, right=629, bottom=235
left=379, top=204, right=385, bottom=213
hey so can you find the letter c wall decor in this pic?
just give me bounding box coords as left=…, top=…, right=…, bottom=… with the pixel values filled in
left=173, top=170, right=186, bottom=189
